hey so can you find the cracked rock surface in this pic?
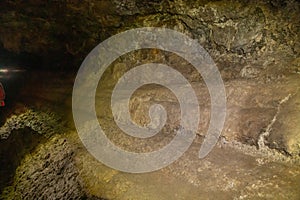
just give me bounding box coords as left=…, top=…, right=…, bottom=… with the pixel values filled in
left=0, top=0, right=299, bottom=199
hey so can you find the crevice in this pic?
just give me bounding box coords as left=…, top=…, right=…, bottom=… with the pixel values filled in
left=257, top=93, right=292, bottom=150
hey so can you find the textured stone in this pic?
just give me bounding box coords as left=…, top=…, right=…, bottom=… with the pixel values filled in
left=0, top=109, right=64, bottom=139
left=0, top=0, right=300, bottom=199
left=0, top=0, right=298, bottom=72
left=1, top=135, right=105, bottom=200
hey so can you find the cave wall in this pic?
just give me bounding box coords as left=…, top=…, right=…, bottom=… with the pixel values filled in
left=1, top=0, right=299, bottom=153
left=0, top=0, right=299, bottom=73
left=0, top=1, right=300, bottom=199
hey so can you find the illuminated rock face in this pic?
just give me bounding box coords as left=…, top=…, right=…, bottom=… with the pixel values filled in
left=0, top=1, right=300, bottom=199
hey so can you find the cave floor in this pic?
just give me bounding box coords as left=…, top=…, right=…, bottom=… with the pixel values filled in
left=73, top=132, right=300, bottom=200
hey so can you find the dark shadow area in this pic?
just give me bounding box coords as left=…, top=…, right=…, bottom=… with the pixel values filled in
left=0, top=46, right=78, bottom=71
left=0, top=128, right=46, bottom=192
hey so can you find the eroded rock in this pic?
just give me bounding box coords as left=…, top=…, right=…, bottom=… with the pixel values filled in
left=1, top=135, right=105, bottom=200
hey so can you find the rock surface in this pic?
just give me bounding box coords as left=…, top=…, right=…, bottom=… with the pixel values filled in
left=0, top=0, right=300, bottom=199
left=0, top=0, right=299, bottom=72
left=1, top=133, right=105, bottom=200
